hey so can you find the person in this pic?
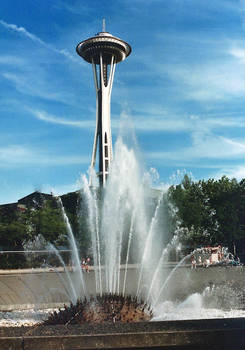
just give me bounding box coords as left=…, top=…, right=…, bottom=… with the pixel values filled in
left=81, top=258, right=86, bottom=271
left=191, top=255, right=196, bottom=269
left=205, top=258, right=210, bottom=268
left=218, top=250, right=221, bottom=262
left=85, top=257, right=90, bottom=273
left=234, top=255, right=241, bottom=266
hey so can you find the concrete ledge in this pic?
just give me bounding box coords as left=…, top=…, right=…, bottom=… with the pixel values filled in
left=0, top=337, right=23, bottom=350
left=0, top=318, right=244, bottom=350
left=21, top=329, right=245, bottom=350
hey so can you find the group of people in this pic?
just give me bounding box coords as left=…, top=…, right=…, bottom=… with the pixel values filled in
left=191, top=255, right=211, bottom=269
left=191, top=245, right=225, bottom=269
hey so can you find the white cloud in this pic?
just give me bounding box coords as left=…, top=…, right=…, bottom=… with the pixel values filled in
left=27, top=108, right=94, bottom=128
left=134, top=32, right=245, bottom=102
left=0, top=181, right=83, bottom=205
left=42, top=182, right=81, bottom=197
left=0, top=145, right=30, bottom=161
left=134, top=115, right=188, bottom=132
left=2, top=72, right=65, bottom=102
left=229, top=47, right=245, bottom=62
left=164, top=60, right=245, bottom=101
left=0, top=19, right=78, bottom=63
left=125, top=105, right=245, bottom=133
left=53, top=1, right=92, bottom=16
left=0, top=55, right=24, bottom=66
left=147, top=133, right=245, bottom=163
left=0, top=20, right=44, bottom=44
left=191, top=134, right=245, bottom=158
left=214, top=165, right=245, bottom=181
left=0, top=145, right=89, bottom=168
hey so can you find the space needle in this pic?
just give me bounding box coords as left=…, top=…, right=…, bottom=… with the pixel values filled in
left=76, top=21, right=131, bottom=187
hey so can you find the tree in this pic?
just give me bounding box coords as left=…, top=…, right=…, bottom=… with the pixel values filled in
left=201, top=176, right=240, bottom=249
left=0, top=208, right=30, bottom=268
left=168, top=175, right=245, bottom=255
left=168, top=175, right=208, bottom=247
left=28, top=200, right=67, bottom=246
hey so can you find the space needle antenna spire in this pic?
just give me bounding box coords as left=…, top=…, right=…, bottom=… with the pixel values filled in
left=76, top=23, right=131, bottom=187
left=102, top=18, right=106, bottom=32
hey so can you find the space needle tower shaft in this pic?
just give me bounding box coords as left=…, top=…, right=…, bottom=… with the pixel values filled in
left=76, top=22, right=131, bottom=187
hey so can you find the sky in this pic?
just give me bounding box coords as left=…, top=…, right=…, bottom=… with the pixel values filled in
left=1, top=0, right=245, bottom=204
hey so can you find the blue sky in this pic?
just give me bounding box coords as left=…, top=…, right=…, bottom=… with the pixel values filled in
left=1, top=0, right=245, bottom=204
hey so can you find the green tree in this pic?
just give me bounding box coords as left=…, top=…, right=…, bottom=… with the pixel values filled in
left=201, top=176, right=240, bottom=249
left=168, top=175, right=245, bottom=254
left=29, top=200, right=67, bottom=246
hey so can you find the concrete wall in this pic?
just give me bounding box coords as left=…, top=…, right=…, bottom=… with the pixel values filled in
left=1, top=318, right=245, bottom=350
left=0, top=265, right=243, bottom=310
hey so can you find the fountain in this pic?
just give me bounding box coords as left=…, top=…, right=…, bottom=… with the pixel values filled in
left=40, top=130, right=245, bottom=326
left=36, top=131, right=171, bottom=325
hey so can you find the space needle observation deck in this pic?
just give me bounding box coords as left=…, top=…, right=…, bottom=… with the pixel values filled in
left=76, top=23, right=131, bottom=187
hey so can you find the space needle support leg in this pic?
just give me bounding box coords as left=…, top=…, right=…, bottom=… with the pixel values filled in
left=89, top=54, right=116, bottom=187
left=99, top=53, right=115, bottom=186
left=107, top=55, right=115, bottom=165
left=89, top=59, right=99, bottom=186
left=108, top=55, right=116, bottom=97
